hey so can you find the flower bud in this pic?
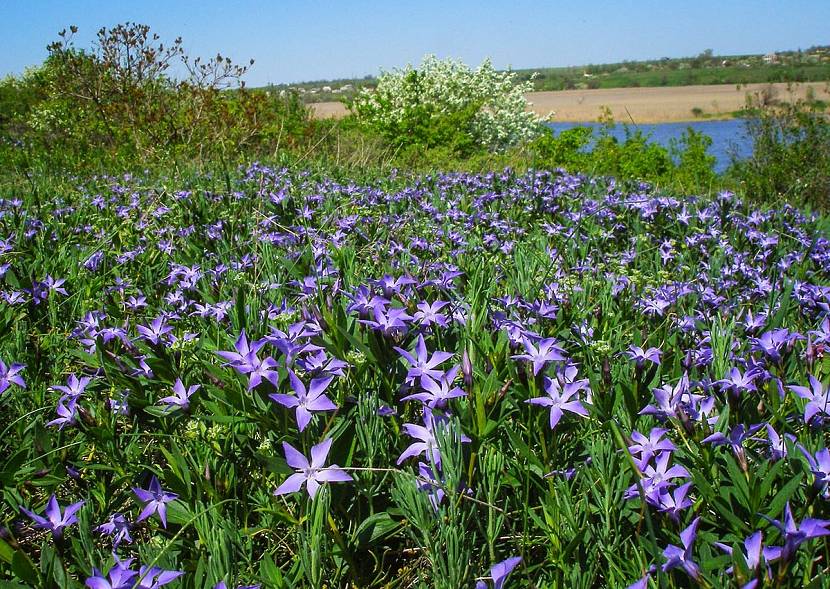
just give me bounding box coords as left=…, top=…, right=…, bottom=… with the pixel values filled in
left=462, top=348, right=473, bottom=390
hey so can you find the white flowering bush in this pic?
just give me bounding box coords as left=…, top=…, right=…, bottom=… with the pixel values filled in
left=350, top=55, right=545, bottom=152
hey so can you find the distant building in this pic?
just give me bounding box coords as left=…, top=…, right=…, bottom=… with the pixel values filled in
left=763, top=53, right=780, bottom=64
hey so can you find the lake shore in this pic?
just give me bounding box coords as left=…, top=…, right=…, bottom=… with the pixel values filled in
left=310, top=81, right=829, bottom=123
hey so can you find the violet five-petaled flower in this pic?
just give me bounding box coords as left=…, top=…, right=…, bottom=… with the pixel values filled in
left=714, top=530, right=773, bottom=588
left=217, top=330, right=280, bottom=390
left=762, top=502, right=830, bottom=563
left=135, top=565, right=184, bottom=589
left=662, top=516, right=701, bottom=580
left=158, top=378, right=200, bottom=411
left=789, top=375, right=830, bottom=424
left=626, top=345, right=662, bottom=368
left=628, top=428, right=676, bottom=465
left=626, top=452, right=691, bottom=503
left=133, top=475, right=178, bottom=528
left=0, top=359, right=26, bottom=395
left=85, top=558, right=138, bottom=589
left=397, top=411, right=471, bottom=466
left=269, top=370, right=337, bottom=432
left=95, top=512, right=133, bottom=546
left=512, top=336, right=567, bottom=376
left=136, top=316, right=173, bottom=346
left=274, top=438, right=352, bottom=499
left=716, top=367, right=758, bottom=395
left=46, top=396, right=80, bottom=430
left=50, top=373, right=92, bottom=397
left=401, top=366, right=467, bottom=408
left=394, top=334, right=454, bottom=385
left=20, top=494, right=84, bottom=538
left=527, top=375, right=590, bottom=430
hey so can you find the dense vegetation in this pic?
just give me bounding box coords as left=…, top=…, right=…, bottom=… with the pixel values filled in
left=268, top=47, right=830, bottom=102
left=2, top=25, right=830, bottom=588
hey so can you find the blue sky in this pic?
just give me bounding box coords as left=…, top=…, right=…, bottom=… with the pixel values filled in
left=2, top=1, right=828, bottom=85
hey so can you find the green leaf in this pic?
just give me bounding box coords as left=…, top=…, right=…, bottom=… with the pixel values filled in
left=11, top=551, right=39, bottom=586
left=766, top=472, right=804, bottom=519
left=259, top=552, right=286, bottom=587
left=0, top=538, right=15, bottom=564
left=353, top=512, right=402, bottom=548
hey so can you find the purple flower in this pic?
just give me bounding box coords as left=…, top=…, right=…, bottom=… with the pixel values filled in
left=296, top=349, right=348, bottom=377
left=799, top=446, right=830, bottom=496
left=373, top=274, right=416, bottom=298
left=358, top=306, right=412, bottom=336
left=716, top=368, right=758, bottom=395
left=810, top=316, right=830, bottom=344
left=158, top=378, right=199, bottom=411
left=662, top=516, right=701, bottom=580
left=397, top=411, right=470, bottom=466
left=269, top=371, right=337, bottom=431
left=85, top=558, right=138, bottom=589
left=217, top=330, right=280, bottom=390
left=475, top=556, right=522, bottom=589
left=274, top=438, right=352, bottom=499
left=789, top=375, right=830, bottom=424
left=133, top=475, right=178, bottom=528
left=702, top=424, right=763, bottom=457
left=95, top=512, right=133, bottom=546
left=641, top=373, right=715, bottom=424
left=136, top=316, right=174, bottom=346
left=527, top=375, right=590, bottom=430
left=763, top=502, right=830, bottom=563
left=627, top=452, right=690, bottom=502
left=346, top=285, right=388, bottom=316
left=46, top=396, right=80, bottom=430
left=413, top=300, right=450, bottom=328
left=714, top=530, right=772, bottom=587
left=394, top=335, right=454, bottom=385
left=50, top=374, right=92, bottom=398
left=741, top=309, right=767, bottom=333
left=750, top=329, right=802, bottom=363
left=626, top=345, right=662, bottom=368
left=32, top=275, right=68, bottom=304
left=628, top=428, right=675, bottom=465
left=512, top=337, right=567, bottom=376
left=626, top=575, right=650, bottom=589
left=655, top=482, right=694, bottom=521
left=401, top=367, right=467, bottom=409
left=640, top=295, right=671, bottom=317
left=416, top=461, right=447, bottom=509
left=135, top=565, right=183, bottom=589
left=20, top=494, right=84, bottom=538
left=0, top=359, right=25, bottom=395
left=765, top=424, right=793, bottom=461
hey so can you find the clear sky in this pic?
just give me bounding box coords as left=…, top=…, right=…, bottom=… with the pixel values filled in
left=2, top=0, right=828, bottom=86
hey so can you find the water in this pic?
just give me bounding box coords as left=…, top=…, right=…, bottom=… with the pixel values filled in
left=546, top=118, right=754, bottom=173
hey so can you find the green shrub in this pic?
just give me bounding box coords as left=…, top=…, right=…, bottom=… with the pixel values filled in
left=730, top=97, right=830, bottom=210
left=0, top=23, right=313, bottom=172
left=670, top=128, right=718, bottom=192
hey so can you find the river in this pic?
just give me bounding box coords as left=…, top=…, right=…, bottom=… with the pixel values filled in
left=546, top=118, right=753, bottom=173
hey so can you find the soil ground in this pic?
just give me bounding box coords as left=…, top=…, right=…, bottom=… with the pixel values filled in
left=310, top=81, right=830, bottom=123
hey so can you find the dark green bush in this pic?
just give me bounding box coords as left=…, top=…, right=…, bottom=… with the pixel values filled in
left=0, top=23, right=313, bottom=172
left=730, top=98, right=830, bottom=210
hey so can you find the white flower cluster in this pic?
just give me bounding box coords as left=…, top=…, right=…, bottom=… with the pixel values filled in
left=351, top=55, right=545, bottom=151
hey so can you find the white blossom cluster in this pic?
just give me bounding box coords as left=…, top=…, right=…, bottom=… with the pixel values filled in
left=350, top=55, right=546, bottom=151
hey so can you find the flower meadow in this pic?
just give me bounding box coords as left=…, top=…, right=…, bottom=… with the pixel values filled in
left=2, top=164, right=830, bottom=588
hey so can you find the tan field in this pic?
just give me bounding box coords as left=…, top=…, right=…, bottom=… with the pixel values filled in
left=311, top=81, right=830, bottom=123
